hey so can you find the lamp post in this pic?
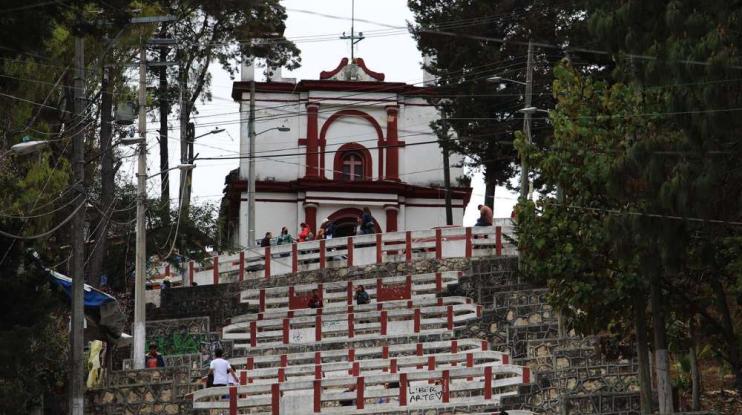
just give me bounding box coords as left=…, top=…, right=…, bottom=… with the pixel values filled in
left=246, top=124, right=290, bottom=248
left=9, top=140, right=49, bottom=155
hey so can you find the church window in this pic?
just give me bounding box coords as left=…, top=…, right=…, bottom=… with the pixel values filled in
left=341, top=152, right=365, bottom=181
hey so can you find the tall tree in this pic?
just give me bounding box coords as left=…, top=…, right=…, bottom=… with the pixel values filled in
left=407, top=0, right=590, bottom=208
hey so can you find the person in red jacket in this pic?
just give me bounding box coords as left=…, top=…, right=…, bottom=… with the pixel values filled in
left=298, top=222, right=311, bottom=242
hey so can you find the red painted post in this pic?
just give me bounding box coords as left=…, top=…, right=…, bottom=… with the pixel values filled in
left=348, top=348, right=355, bottom=362
left=315, top=315, right=322, bottom=342
left=259, top=289, right=266, bottom=312
left=427, top=356, right=435, bottom=371
left=250, top=321, right=257, bottom=347
left=381, top=345, right=388, bottom=359
left=291, top=243, right=298, bottom=273
left=437, top=298, right=443, bottom=306
left=280, top=354, right=288, bottom=367
left=377, top=303, right=382, bottom=311
left=380, top=310, right=388, bottom=335
left=496, top=226, right=502, bottom=255
left=352, top=361, right=360, bottom=376
left=502, top=354, right=509, bottom=365
left=282, top=319, right=289, bottom=344
left=229, top=386, right=237, bottom=415
left=313, top=380, right=321, bottom=413
left=376, top=278, right=382, bottom=301
left=264, top=247, right=271, bottom=279
left=347, top=281, right=353, bottom=305
left=246, top=356, right=254, bottom=370
left=390, top=358, right=397, bottom=373
left=278, top=367, right=285, bottom=382
left=465, top=227, right=473, bottom=257
left=240, top=371, right=247, bottom=385
left=405, top=231, right=412, bottom=264
left=442, top=370, right=450, bottom=403
left=356, top=377, right=364, bottom=409
left=477, top=304, right=483, bottom=318
left=447, top=306, right=454, bottom=330
left=348, top=313, right=355, bottom=338
left=314, top=364, right=322, bottom=380
left=164, top=264, right=170, bottom=278
left=375, top=233, right=382, bottom=263
left=435, top=272, right=442, bottom=293
left=451, top=340, right=458, bottom=354
left=522, top=366, right=531, bottom=384
left=399, top=373, right=408, bottom=406
left=213, top=255, right=219, bottom=285
left=435, top=228, right=442, bottom=260
left=416, top=343, right=423, bottom=369
left=466, top=353, right=473, bottom=367
left=484, top=366, right=493, bottom=400
left=481, top=340, right=489, bottom=351
left=347, top=237, right=354, bottom=267
left=271, top=383, right=280, bottom=415
left=406, top=274, right=412, bottom=296
left=407, top=300, right=413, bottom=309
left=319, top=239, right=326, bottom=269
left=348, top=305, right=354, bottom=314
left=413, top=308, right=421, bottom=333
left=315, top=351, right=321, bottom=365
left=188, top=260, right=194, bottom=286
left=238, top=251, right=245, bottom=282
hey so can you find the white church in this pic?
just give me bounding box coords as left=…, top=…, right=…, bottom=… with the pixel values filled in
left=222, top=56, right=472, bottom=247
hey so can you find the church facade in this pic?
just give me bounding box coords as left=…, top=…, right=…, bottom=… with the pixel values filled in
left=222, top=57, right=472, bottom=247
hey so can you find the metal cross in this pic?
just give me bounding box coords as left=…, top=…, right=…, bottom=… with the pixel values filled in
left=339, top=0, right=365, bottom=61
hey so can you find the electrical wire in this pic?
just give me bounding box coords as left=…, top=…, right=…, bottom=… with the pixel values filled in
left=0, top=197, right=87, bottom=240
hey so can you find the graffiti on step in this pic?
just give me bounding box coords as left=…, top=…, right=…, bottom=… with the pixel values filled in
left=408, top=384, right=442, bottom=405
left=148, top=331, right=225, bottom=365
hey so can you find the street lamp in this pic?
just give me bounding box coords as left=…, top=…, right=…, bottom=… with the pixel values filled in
left=487, top=75, right=527, bottom=86
left=194, top=127, right=225, bottom=140
left=247, top=125, right=290, bottom=247
left=10, top=140, right=48, bottom=155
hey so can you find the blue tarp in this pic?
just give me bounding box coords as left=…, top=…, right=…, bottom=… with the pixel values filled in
left=47, top=269, right=116, bottom=308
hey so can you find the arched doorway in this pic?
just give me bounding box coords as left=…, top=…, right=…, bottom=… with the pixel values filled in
left=327, top=207, right=381, bottom=237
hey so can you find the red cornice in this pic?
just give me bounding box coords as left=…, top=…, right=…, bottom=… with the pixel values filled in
left=226, top=179, right=471, bottom=201
left=232, top=80, right=435, bottom=101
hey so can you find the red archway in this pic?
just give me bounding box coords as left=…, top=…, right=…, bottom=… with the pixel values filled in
left=319, top=110, right=385, bottom=179
left=327, top=207, right=381, bottom=237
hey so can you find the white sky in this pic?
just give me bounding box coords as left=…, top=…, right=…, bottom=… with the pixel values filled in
left=137, top=0, right=517, bottom=228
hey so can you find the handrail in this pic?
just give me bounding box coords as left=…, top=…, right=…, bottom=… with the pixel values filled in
left=152, top=223, right=515, bottom=285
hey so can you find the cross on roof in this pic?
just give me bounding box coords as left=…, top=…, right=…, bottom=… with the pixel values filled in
left=339, top=0, right=365, bottom=62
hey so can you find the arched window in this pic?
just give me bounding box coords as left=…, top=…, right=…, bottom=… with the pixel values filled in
left=341, top=152, right=365, bottom=181
left=333, top=142, right=373, bottom=181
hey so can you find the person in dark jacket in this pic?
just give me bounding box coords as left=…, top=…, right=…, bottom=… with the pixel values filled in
left=322, top=218, right=336, bottom=239
left=354, top=285, right=370, bottom=305
left=260, top=232, right=272, bottom=247
left=360, top=207, right=376, bottom=234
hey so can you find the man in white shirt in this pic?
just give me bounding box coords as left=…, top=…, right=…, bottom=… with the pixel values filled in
left=208, top=349, right=239, bottom=387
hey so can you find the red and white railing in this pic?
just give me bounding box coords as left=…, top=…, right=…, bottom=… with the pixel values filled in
left=228, top=339, right=491, bottom=370
left=192, top=363, right=530, bottom=414
left=234, top=350, right=511, bottom=385
left=233, top=295, right=475, bottom=324
left=237, top=271, right=462, bottom=314
left=160, top=223, right=513, bottom=285
left=223, top=302, right=482, bottom=350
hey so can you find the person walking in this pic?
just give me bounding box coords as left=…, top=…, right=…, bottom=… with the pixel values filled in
left=308, top=289, right=322, bottom=308
left=207, top=349, right=239, bottom=387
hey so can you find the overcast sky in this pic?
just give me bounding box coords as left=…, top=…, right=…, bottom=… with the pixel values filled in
left=134, top=0, right=518, bottom=228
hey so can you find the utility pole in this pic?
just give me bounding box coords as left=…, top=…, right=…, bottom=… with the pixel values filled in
left=440, top=107, right=453, bottom=225
left=158, top=24, right=170, bottom=218
left=520, top=40, right=534, bottom=200
left=69, top=34, right=85, bottom=415
left=247, top=80, right=256, bottom=247
left=132, top=41, right=148, bottom=369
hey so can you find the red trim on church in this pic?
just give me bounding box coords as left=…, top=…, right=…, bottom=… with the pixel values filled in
left=319, top=57, right=349, bottom=80
left=305, top=103, right=320, bottom=178
left=385, top=106, right=400, bottom=181
left=232, top=80, right=434, bottom=101
left=319, top=110, right=385, bottom=180
left=333, top=143, right=373, bottom=181
left=351, top=58, right=385, bottom=81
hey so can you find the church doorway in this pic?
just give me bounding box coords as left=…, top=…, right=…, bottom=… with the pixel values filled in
left=327, top=207, right=381, bottom=237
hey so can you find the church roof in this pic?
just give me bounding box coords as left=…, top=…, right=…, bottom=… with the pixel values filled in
left=319, top=57, right=385, bottom=82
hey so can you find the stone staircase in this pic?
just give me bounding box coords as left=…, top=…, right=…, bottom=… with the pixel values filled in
left=85, top=224, right=642, bottom=414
